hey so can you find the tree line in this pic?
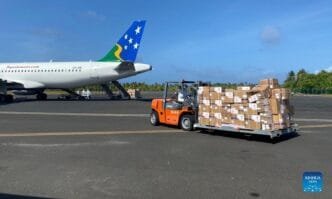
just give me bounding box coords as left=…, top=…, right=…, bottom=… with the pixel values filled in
left=81, top=69, right=331, bottom=94
left=284, top=69, right=332, bottom=94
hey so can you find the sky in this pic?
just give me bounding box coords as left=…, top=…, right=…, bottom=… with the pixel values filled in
left=0, top=0, right=332, bottom=83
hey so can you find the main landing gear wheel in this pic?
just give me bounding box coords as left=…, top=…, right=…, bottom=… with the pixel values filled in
left=150, top=111, right=159, bottom=126
left=180, top=115, right=194, bottom=131
left=36, top=93, right=47, bottom=100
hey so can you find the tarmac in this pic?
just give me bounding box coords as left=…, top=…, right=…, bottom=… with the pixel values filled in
left=0, top=94, right=331, bottom=199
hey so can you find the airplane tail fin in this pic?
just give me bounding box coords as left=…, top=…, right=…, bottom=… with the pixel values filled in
left=99, top=20, right=146, bottom=62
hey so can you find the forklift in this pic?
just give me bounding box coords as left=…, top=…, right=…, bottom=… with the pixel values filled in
left=150, top=80, right=207, bottom=131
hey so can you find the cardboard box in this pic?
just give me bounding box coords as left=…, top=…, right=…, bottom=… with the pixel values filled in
left=259, top=78, right=279, bottom=88
left=234, top=96, right=242, bottom=104
left=248, top=93, right=263, bottom=103
left=200, top=105, right=210, bottom=113
left=230, top=107, right=239, bottom=114
left=236, top=114, right=245, bottom=121
left=251, top=85, right=271, bottom=98
left=214, top=112, right=222, bottom=120
left=198, top=86, right=210, bottom=95
left=272, top=88, right=290, bottom=100
left=247, top=109, right=258, bottom=115
left=210, top=104, right=219, bottom=114
left=232, top=119, right=246, bottom=128
left=201, top=99, right=210, bottom=106
left=198, top=117, right=210, bottom=126
left=270, top=98, right=281, bottom=114
left=237, top=86, right=252, bottom=91
left=262, top=124, right=272, bottom=130
left=225, top=89, right=234, bottom=98
left=246, top=120, right=261, bottom=130
left=234, top=90, right=248, bottom=99
left=214, top=119, right=223, bottom=127
left=209, top=91, right=220, bottom=100
left=272, top=114, right=284, bottom=124
left=250, top=115, right=261, bottom=122
left=211, top=87, right=223, bottom=93
left=223, top=116, right=232, bottom=123
left=221, top=96, right=234, bottom=103
left=215, top=99, right=223, bottom=106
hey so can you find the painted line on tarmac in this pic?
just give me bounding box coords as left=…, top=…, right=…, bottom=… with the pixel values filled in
left=299, top=124, right=332, bottom=129
left=0, top=111, right=149, bottom=117
left=295, top=118, right=332, bottom=123
left=0, top=129, right=183, bottom=137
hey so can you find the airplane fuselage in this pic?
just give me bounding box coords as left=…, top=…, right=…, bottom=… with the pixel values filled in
left=0, top=61, right=151, bottom=90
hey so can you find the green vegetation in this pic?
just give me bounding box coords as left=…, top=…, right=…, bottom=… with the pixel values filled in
left=284, top=69, right=332, bottom=94
left=77, top=69, right=331, bottom=95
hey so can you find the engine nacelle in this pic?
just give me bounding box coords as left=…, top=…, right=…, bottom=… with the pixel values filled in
left=12, top=90, right=40, bottom=95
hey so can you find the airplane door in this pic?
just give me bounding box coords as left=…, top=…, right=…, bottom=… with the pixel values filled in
left=90, top=64, right=99, bottom=80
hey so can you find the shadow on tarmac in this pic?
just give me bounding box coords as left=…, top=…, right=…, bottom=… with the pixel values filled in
left=199, top=129, right=300, bottom=144
left=0, top=193, right=55, bottom=199
left=153, top=123, right=299, bottom=144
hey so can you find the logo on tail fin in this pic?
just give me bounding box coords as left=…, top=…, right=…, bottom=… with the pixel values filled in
left=99, top=20, right=146, bottom=62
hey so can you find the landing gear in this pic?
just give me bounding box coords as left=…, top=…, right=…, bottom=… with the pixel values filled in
left=62, top=89, right=85, bottom=100
left=36, top=93, right=47, bottom=100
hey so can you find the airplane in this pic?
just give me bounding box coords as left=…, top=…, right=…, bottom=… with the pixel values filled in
left=0, top=20, right=151, bottom=102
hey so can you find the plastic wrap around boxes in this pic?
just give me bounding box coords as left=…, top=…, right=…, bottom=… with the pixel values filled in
left=197, top=79, right=293, bottom=131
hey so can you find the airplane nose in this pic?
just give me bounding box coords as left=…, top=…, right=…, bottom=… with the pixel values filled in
left=134, top=63, right=152, bottom=72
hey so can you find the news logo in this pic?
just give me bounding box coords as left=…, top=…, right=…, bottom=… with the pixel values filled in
left=302, top=171, right=323, bottom=192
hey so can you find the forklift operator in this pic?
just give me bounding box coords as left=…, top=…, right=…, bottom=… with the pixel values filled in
left=177, top=85, right=188, bottom=102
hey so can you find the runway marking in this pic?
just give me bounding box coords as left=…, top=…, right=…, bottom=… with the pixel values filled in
left=0, top=129, right=183, bottom=137
left=1, top=140, right=130, bottom=147
left=295, top=118, right=332, bottom=123
left=0, top=111, right=149, bottom=117
left=299, top=124, right=332, bottom=129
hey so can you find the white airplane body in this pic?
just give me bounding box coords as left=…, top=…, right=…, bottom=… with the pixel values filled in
left=0, top=20, right=151, bottom=100
left=0, top=61, right=150, bottom=89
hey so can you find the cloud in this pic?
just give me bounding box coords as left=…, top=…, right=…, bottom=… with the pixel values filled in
left=83, top=10, right=106, bottom=21
left=260, top=26, right=281, bottom=45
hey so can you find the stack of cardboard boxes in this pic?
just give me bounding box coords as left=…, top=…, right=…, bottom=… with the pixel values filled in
left=197, top=78, right=293, bottom=131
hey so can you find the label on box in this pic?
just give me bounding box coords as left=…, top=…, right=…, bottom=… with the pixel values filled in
left=248, top=94, right=260, bottom=103
left=225, top=92, right=233, bottom=98
left=237, top=86, right=251, bottom=91
left=237, top=114, right=245, bottom=121
left=231, top=108, right=239, bottom=114
left=215, top=100, right=222, bottom=106
left=251, top=115, right=261, bottom=122
left=213, top=87, right=223, bottom=93
left=202, top=112, right=210, bottom=118
left=249, top=103, right=257, bottom=110
left=234, top=96, right=242, bottom=103
left=202, top=99, right=210, bottom=106
left=214, top=113, right=222, bottom=119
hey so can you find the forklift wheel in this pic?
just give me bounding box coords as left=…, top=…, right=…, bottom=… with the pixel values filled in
left=150, top=111, right=159, bottom=126
left=180, top=115, right=194, bottom=131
